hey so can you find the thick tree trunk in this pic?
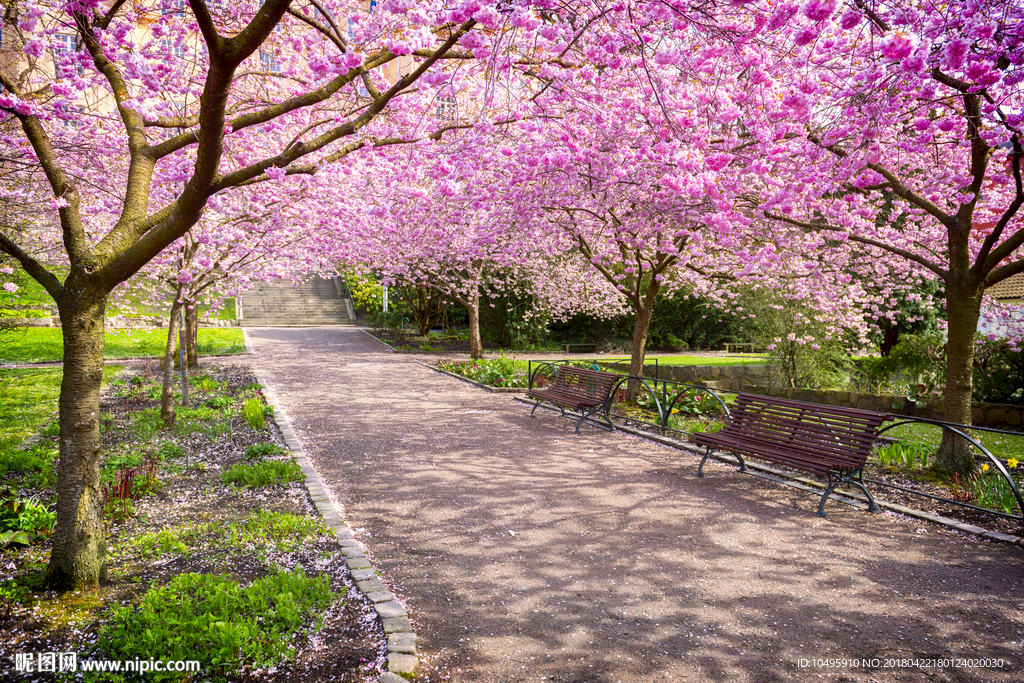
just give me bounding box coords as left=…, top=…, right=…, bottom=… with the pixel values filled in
left=466, top=293, right=483, bottom=360
left=937, top=283, right=983, bottom=474
left=627, top=303, right=655, bottom=400
left=184, top=300, right=199, bottom=372
left=161, top=294, right=185, bottom=426
left=44, top=290, right=108, bottom=590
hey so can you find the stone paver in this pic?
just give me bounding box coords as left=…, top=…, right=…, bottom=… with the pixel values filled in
left=248, top=327, right=1024, bottom=683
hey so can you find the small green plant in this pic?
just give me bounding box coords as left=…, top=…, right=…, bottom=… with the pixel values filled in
left=194, top=374, right=220, bottom=393
left=245, top=443, right=286, bottom=461
left=874, top=442, right=934, bottom=470
left=133, top=524, right=211, bottom=559
left=100, top=569, right=340, bottom=680
left=242, top=397, right=266, bottom=430
left=228, top=511, right=329, bottom=553
left=154, top=441, right=185, bottom=460
left=130, top=408, right=164, bottom=440
left=968, top=465, right=1023, bottom=514
left=40, top=420, right=59, bottom=438
left=148, top=385, right=162, bottom=399
left=437, top=355, right=532, bottom=388
left=0, top=487, right=56, bottom=547
left=205, top=395, right=232, bottom=409
left=220, top=460, right=303, bottom=488
left=0, top=444, right=57, bottom=487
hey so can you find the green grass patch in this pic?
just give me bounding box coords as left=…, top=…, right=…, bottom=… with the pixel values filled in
left=0, top=328, right=244, bottom=363
left=100, top=569, right=340, bottom=680
left=882, top=422, right=1024, bottom=461
left=601, top=354, right=767, bottom=367
left=220, top=460, right=304, bottom=488
left=0, top=366, right=120, bottom=453
left=228, top=511, right=330, bottom=553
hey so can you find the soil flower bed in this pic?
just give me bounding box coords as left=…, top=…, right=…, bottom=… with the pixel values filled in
left=0, top=364, right=383, bottom=682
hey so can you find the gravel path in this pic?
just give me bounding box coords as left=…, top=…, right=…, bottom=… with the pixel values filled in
left=247, top=327, right=1023, bottom=683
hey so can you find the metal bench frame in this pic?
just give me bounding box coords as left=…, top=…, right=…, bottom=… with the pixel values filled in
left=694, top=393, right=888, bottom=518
left=526, top=366, right=618, bottom=434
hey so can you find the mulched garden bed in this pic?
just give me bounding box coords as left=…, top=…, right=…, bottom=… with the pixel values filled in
left=0, top=364, right=384, bottom=682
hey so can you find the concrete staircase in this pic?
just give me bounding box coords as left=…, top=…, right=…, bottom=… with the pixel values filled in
left=239, top=276, right=354, bottom=327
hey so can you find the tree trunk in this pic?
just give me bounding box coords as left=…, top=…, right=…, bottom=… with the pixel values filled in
left=44, top=288, right=108, bottom=590
left=465, top=290, right=483, bottom=360
left=161, top=293, right=185, bottom=426
left=627, top=302, right=655, bottom=400
left=184, top=299, right=199, bottom=372
left=936, top=282, right=983, bottom=474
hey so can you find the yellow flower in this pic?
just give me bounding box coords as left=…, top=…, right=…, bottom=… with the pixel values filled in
left=981, top=464, right=990, bottom=473
left=671, top=408, right=680, bottom=415
left=1008, top=459, right=1020, bottom=469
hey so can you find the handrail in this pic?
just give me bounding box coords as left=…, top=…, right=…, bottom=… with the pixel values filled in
left=876, top=417, right=1024, bottom=523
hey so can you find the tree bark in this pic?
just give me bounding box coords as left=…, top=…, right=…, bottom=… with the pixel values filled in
left=161, top=292, right=185, bottom=426
left=184, top=299, right=199, bottom=372
left=627, top=301, right=656, bottom=400
left=44, top=287, right=108, bottom=590
left=465, top=289, right=483, bottom=360
left=937, top=280, right=983, bottom=474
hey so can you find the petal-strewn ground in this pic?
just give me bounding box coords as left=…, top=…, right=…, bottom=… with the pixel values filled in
left=248, top=327, right=1023, bottom=683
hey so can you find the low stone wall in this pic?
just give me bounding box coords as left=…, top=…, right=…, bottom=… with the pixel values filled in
left=609, top=361, right=780, bottom=392
left=744, top=385, right=1023, bottom=429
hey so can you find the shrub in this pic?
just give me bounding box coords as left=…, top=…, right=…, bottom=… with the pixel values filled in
left=438, top=356, right=530, bottom=387
left=220, top=460, right=303, bottom=488
left=100, top=569, right=340, bottom=680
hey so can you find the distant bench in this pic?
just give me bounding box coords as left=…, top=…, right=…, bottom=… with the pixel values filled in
left=693, top=394, right=888, bottom=517
left=526, top=366, right=618, bottom=434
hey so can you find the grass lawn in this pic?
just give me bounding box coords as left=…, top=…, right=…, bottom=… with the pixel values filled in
left=600, top=354, right=767, bottom=366
left=0, top=328, right=245, bottom=364
left=0, top=366, right=121, bottom=453
left=883, top=421, right=1024, bottom=461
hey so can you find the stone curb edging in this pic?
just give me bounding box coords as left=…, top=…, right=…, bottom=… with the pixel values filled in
left=417, top=361, right=525, bottom=394
left=252, top=368, right=419, bottom=680
left=359, top=328, right=399, bottom=353
left=503, top=394, right=1024, bottom=548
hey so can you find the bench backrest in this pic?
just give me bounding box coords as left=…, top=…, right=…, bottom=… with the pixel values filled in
left=723, top=394, right=888, bottom=466
left=548, top=366, right=619, bottom=401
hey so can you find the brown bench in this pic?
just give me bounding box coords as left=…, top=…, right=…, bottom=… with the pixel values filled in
left=527, top=366, right=619, bottom=434
left=693, top=394, right=888, bottom=517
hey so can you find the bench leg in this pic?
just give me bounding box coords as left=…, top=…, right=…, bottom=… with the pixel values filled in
left=698, top=447, right=714, bottom=477
left=817, top=466, right=879, bottom=518
left=530, top=401, right=541, bottom=418
left=852, top=465, right=879, bottom=512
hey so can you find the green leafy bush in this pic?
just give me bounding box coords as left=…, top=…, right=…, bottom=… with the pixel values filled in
left=438, top=356, right=531, bottom=387
left=220, top=460, right=303, bottom=488
left=205, top=395, right=232, bottom=409
left=100, top=569, right=340, bottom=680
left=245, top=443, right=286, bottom=461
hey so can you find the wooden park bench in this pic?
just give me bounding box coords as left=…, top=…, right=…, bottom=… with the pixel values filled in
left=562, top=342, right=598, bottom=354
left=527, top=366, right=619, bottom=434
left=693, top=394, right=888, bottom=518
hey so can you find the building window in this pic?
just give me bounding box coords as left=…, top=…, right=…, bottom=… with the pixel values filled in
left=162, top=0, right=187, bottom=18
left=52, top=33, right=83, bottom=75
left=434, top=94, right=457, bottom=120
left=260, top=50, right=282, bottom=75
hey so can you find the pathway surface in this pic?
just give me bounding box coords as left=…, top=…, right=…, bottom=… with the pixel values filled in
left=246, top=327, right=1023, bottom=683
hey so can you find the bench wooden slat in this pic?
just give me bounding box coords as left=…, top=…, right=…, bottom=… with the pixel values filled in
left=526, top=365, right=618, bottom=434
left=693, top=393, right=887, bottom=518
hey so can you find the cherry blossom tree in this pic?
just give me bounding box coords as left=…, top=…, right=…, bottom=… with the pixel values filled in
left=0, top=0, right=555, bottom=590
left=740, top=0, right=1024, bottom=473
